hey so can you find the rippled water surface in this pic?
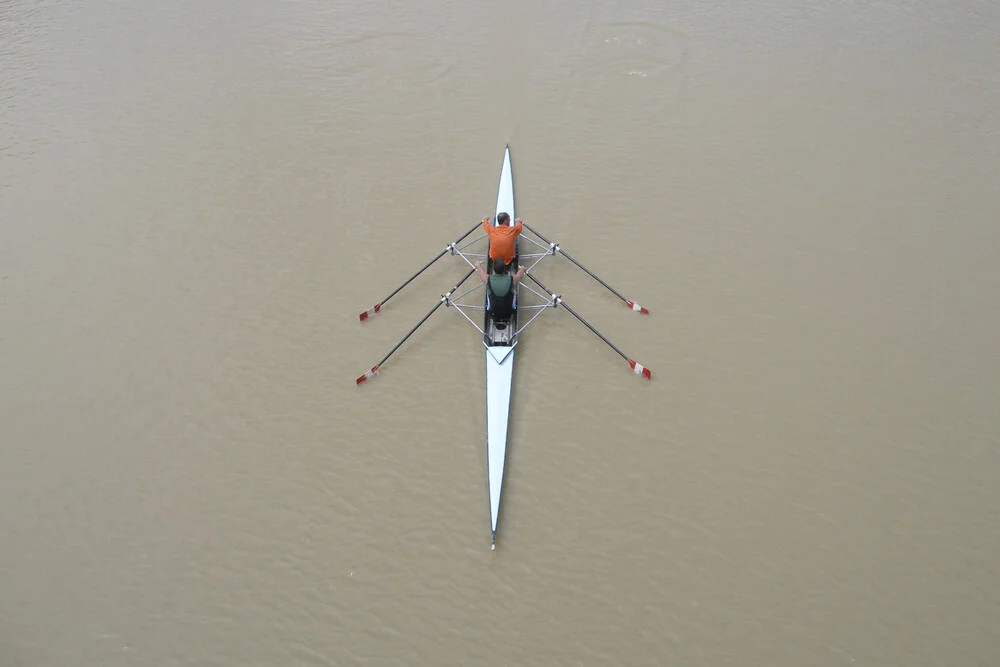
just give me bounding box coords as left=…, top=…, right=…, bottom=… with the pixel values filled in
left=2, top=0, right=999, bottom=665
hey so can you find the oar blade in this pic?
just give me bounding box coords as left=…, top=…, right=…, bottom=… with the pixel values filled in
left=356, top=365, right=379, bottom=385
left=359, top=303, right=382, bottom=321
left=625, top=300, right=649, bottom=315
left=627, top=359, right=652, bottom=380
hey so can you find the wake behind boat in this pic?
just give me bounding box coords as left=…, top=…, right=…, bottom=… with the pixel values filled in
left=356, top=145, right=651, bottom=548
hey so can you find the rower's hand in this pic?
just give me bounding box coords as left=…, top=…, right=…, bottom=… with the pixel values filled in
left=482, top=216, right=490, bottom=224
left=515, top=217, right=523, bottom=225
left=518, top=265, right=526, bottom=273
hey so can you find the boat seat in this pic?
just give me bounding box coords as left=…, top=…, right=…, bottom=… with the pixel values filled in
left=491, top=321, right=511, bottom=344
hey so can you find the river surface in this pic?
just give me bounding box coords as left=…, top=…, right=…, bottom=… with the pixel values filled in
left=2, top=0, right=999, bottom=665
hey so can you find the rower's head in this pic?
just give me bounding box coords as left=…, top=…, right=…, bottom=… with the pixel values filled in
left=496, top=212, right=511, bottom=226
left=493, top=257, right=508, bottom=274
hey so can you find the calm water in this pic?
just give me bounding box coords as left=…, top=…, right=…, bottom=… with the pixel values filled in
left=2, top=0, right=998, bottom=665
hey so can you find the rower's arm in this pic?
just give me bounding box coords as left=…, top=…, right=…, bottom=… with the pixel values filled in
left=474, top=261, right=489, bottom=283
left=512, top=265, right=527, bottom=283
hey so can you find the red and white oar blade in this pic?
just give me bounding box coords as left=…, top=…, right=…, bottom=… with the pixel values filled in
left=359, top=303, right=382, bottom=321
left=356, top=365, right=379, bottom=385
left=625, top=300, right=649, bottom=315
left=627, top=359, right=652, bottom=379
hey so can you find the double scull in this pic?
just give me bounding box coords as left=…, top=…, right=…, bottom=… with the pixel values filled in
left=356, top=145, right=651, bottom=548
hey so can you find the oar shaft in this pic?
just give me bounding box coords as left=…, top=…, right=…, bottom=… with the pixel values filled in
left=525, top=274, right=628, bottom=362
left=375, top=302, right=443, bottom=369
left=521, top=222, right=632, bottom=308
left=357, top=268, right=476, bottom=384
left=377, top=248, right=447, bottom=306
left=377, top=268, right=476, bottom=367
left=360, top=221, right=482, bottom=320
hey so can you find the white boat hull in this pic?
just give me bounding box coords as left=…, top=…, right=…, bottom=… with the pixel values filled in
left=486, top=345, right=513, bottom=543
left=485, top=146, right=515, bottom=547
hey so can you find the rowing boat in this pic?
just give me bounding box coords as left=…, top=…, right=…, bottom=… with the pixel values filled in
left=356, top=145, right=651, bottom=549
left=483, top=146, right=516, bottom=547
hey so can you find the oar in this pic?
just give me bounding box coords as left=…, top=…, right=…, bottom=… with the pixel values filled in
left=357, top=268, right=476, bottom=384
left=521, top=222, right=649, bottom=315
left=359, top=220, right=482, bottom=321
left=525, top=274, right=652, bottom=379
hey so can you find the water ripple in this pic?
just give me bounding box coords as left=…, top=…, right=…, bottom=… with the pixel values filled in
left=562, top=19, right=691, bottom=115
left=328, top=31, right=455, bottom=93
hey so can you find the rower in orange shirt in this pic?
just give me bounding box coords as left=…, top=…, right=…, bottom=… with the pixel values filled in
left=482, top=212, right=523, bottom=266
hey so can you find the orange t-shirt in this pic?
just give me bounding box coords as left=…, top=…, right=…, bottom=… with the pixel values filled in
left=483, top=218, right=522, bottom=264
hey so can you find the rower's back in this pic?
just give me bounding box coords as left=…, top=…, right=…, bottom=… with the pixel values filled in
left=488, top=273, right=513, bottom=297
left=486, top=258, right=515, bottom=326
